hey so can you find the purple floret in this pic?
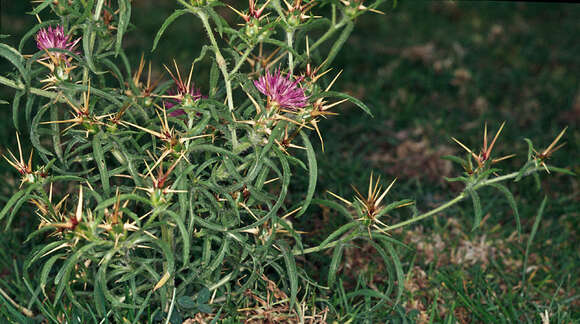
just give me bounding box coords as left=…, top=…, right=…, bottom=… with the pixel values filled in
left=35, top=25, right=80, bottom=57
left=254, top=69, right=308, bottom=110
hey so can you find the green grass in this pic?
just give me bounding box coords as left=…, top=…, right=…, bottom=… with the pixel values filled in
left=1, top=0, right=579, bottom=322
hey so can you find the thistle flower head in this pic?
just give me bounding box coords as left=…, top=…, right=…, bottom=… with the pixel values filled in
left=254, top=69, right=308, bottom=110
left=451, top=121, right=514, bottom=173
left=164, top=86, right=204, bottom=116
left=35, top=25, right=80, bottom=57
left=163, top=61, right=206, bottom=116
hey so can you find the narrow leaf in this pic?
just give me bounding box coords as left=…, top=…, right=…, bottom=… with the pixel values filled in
left=115, top=0, right=131, bottom=56
left=467, top=188, right=482, bottom=231
left=92, top=132, right=111, bottom=197
left=0, top=43, right=29, bottom=85
left=152, top=9, right=188, bottom=52
left=296, top=131, right=317, bottom=218
left=279, top=242, right=298, bottom=309
left=488, top=183, right=521, bottom=236
left=328, top=243, right=344, bottom=287
left=522, top=196, right=547, bottom=287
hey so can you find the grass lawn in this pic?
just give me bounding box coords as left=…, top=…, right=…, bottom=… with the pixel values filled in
left=1, top=0, right=578, bottom=322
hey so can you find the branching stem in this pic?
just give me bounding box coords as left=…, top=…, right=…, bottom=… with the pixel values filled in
left=0, top=75, right=65, bottom=102
left=196, top=9, right=238, bottom=148
left=287, top=29, right=295, bottom=73
left=0, top=286, right=34, bottom=317
left=294, top=166, right=551, bottom=256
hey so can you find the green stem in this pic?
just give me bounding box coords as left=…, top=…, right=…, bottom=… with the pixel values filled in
left=287, top=29, right=295, bottom=73
left=385, top=194, right=466, bottom=232
left=386, top=167, right=545, bottom=231
left=196, top=10, right=238, bottom=148
left=229, top=45, right=254, bottom=77
left=209, top=272, right=234, bottom=291
left=294, top=231, right=359, bottom=256
left=197, top=11, right=233, bottom=112
left=296, top=166, right=550, bottom=256
left=295, top=15, right=349, bottom=67
left=320, top=21, right=354, bottom=71
left=0, top=287, right=34, bottom=317
left=0, top=75, right=65, bottom=102
left=93, top=0, right=106, bottom=21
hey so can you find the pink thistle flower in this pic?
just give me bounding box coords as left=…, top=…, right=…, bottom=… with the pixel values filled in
left=35, top=25, right=80, bottom=59
left=254, top=69, right=308, bottom=110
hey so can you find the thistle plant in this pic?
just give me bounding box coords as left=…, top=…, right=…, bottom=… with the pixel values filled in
left=0, top=0, right=572, bottom=322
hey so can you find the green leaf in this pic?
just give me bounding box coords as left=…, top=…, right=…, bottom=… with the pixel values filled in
left=54, top=242, right=101, bottom=304
left=444, top=176, right=470, bottom=183
left=522, top=196, right=547, bottom=286
left=328, top=243, right=344, bottom=287
left=318, top=222, right=358, bottom=249
left=296, top=131, right=317, bottom=218
left=24, top=92, right=36, bottom=130
left=545, top=165, right=575, bottom=175
left=164, top=210, right=190, bottom=268
left=40, top=253, right=64, bottom=295
left=384, top=242, right=405, bottom=304
left=279, top=241, right=298, bottom=309
left=0, top=184, right=39, bottom=225
left=29, top=0, right=53, bottom=15
left=176, top=296, right=196, bottom=310
left=209, top=60, right=219, bottom=97
left=152, top=9, right=188, bottom=52
left=197, top=304, right=212, bottom=314
left=116, top=0, right=131, bottom=56
left=83, top=21, right=97, bottom=71
left=523, top=138, right=535, bottom=161
left=311, top=198, right=354, bottom=220
left=466, top=188, right=482, bottom=231
left=196, top=287, right=211, bottom=304
left=441, top=155, right=467, bottom=166
left=0, top=43, right=29, bottom=85
left=345, top=288, right=389, bottom=301
left=487, top=183, right=521, bottom=236
left=11, top=90, right=24, bottom=131
left=92, top=132, right=111, bottom=197
left=321, top=21, right=354, bottom=72
left=206, top=237, right=229, bottom=275
left=313, top=90, right=373, bottom=116
left=375, top=199, right=414, bottom=219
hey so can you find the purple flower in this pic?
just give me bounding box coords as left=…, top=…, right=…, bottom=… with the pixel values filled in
left=254, top=69, right=308, bottom=110
left=35, top=25, right=80, bottom=59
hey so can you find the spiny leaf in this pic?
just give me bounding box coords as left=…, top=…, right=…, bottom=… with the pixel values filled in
left=279, top=241, right=298, bottom=309
left=28, top=0, right=53, bottom=15
left=93, top=132, right=111, bottom=197
left=312, top=90, right=373, bottom=116
left=0, top=43, right=29, bottom=85
left=487, top=183, right=521, bottom=236
left=11, top=91, right=24, bottom=131
left=522, top=196, right=547, bottom=288
left=115, top=0, right=131, bottom=56
left=296, top=131, right=317, bottom=218
left=384, top=241, right=404, bottom=304
left=328, top=243, right=344, bottom=287
left=0, top=189, right=27, bottom=223
left=152, top=9, right=188, bottom=52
